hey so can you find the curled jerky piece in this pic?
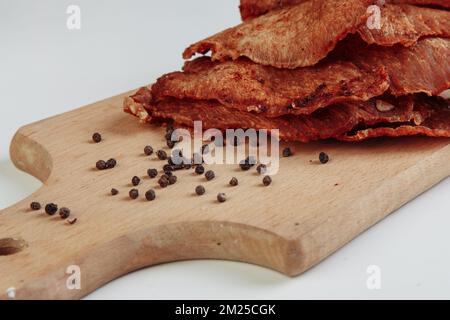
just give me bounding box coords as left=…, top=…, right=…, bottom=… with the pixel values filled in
left=125, top=87, right=433, bottom=142
left=342, top=37, right=450, bottom=97
left=186, top=0, right=449, bottom=69
left=184, top=0, right=373, bottom=69
left=240, top=0, right=450, bottom=20
left=339, top=98, right=450, bottom=141
left=358, top=4, right=450, bottom=47
left=151, top=57, right=390, bottom=117
left=154, top=38, right=449, bottom=117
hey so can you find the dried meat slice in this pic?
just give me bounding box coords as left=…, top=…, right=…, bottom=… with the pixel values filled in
left=184, top=0, right=373, bottom=69
left=358, top=4, right=450, bottom=46
left=151, top=57, right=390, bottom=117
left=240, top=0, right=305, bottom=20
left=339, top=98, right=450, bottom=141
left=125, top=87, right=433, bottom=142
left=341, top=37, right=450, bottom=97
left=240, top=0, right=450, bottom=21
left=185, top=0, right=449, bottom=69
left=154, top=37, right=449, bottom=117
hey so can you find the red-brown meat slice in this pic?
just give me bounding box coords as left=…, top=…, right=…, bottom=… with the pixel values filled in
left=358, top=4, right=450, bottom=46
left=184, top=0, right=373, bottom=69
left=185, top=1, right=449, bottom=69
left=154, top=37, right=449, bottom=117
left=125, top=87, right=442, bottom=142
left=341, top=37, right=450, bottom=97
left=339, top=98, right=450, bottom=141
left=151, top=57, right=390, bottom=117
left=240, top=0, right=450, bottom=21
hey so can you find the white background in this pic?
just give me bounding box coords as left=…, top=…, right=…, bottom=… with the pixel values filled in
left=1, top=0, right=449, bottom=299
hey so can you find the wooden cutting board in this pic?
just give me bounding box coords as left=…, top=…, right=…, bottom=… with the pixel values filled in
left=1, top=90, right=450, bottom=300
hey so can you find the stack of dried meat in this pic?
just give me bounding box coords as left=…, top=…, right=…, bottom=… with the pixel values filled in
left=125, top=0, right=450, bottom=142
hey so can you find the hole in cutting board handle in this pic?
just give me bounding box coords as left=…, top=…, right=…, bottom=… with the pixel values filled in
left=0, top=238, right=27, bottom=256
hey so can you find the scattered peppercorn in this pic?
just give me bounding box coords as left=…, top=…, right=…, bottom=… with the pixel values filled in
left=195, top=185, right=206, bottom=196
left=229, top=177, right=239, bottom=187
left=30, top=202, right=41, bottom=211
left=163, top=164, right=174, bottom=172
left=162, top=172, right=172, bottom=179
left=263, top=175, right=272, bottom=186
left=195, top=165, right=205, bottom=175
left=256, top=164, right=267, bottom=175
left=282, top=147, right=293, bottom=157
left=217, top=193, right=227, bottom=203
left=66, top=217, right=77, bottom=225
left=239, top=160, right=252, bottom=171
left=129, top=189, right=139, bottom=199
left=144, top=145, right=154, bottom=156
left=168, top=175, right=178, bottom=185
left=205, top=170, right=215, bottom=181
left=158, top=177, right=169, bottom=188
left=165, top=131, right=173, bottom=141
left=157, top=150, right=168, bottom=160
left=145, top=189, right=156, bottom=201
left=106, top=158, right=117, bottom=169
left=45, top=203, right=58, bottom=216
left=166, top=139, right=175, bottom=149
left=132, top=176, right=141, bottom=186
left=92, top=132, right=102, bottom=143
left=96, top=160, right=107, bottom=170
left=111, top=188, right=119, bottom=196
left=59, top=207, right=71, bottom=219
left=147, top=168, right=158, bottom=179
left=319, top=152, right=329, bottom=164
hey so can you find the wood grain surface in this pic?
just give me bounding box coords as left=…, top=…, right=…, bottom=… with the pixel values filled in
left=1, top=90, right=450, bottom=299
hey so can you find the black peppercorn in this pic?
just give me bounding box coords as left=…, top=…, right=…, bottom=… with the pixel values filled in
left=217, top=193, right=227, bottom=203
left=319, top=152, right=329, bottom=164
left=147, top=168, right=158, bottom=179
left=263, top=175, right=272, bottom=186
left=145, top=189, right=156, bottom=201
left=257, top=164, right=267, bottom=175
left=157, top=150, right=168, bottom=160
left=165, top=131, right=173, bottom=141
left=144, top=145, right=154, bottom=156
left=195, top=185, right=206, bottom=196
left=195, top=165, right=205, bottom=175
left=96, top=160, right=107, bottom=170
left=162, top=172, right=173, bottom=179
left=132, top=176, right=141, bottom=186
left=166, top=139, right=175, bottom=149
left=45, top=203, right=58, bottom=215
left=106, top=158, right=117, bottom=169
left=111, top=188, right=119, bottom=196
left=184, top=163, right=192, bottom=170
left=92, top=132, right=102, bottom=143
left=168, top=175, right=177, bottom=185
left=158, top=177, right=169, bottom=188
left=282, top=147, right=293, bottom=157
left=129, top=189, right=139, bottom=199
left=163, top=164, right=174, bottom=172
left=229, top=177, right=238, bottom=187
left=30, top=202, right=41, bottom=211
left=205, top=170, right=215, bottom=181
left=59, top=207, right=71, bottom=219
